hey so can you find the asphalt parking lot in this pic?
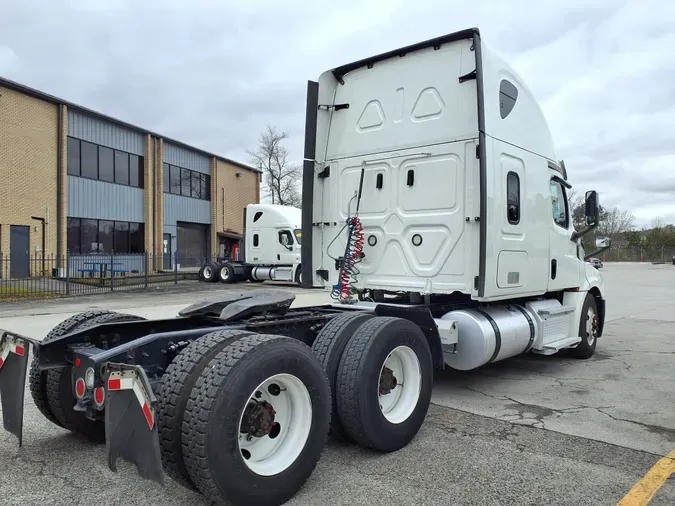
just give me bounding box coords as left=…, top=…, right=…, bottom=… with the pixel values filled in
left=0, top=263, right=673, bottom=506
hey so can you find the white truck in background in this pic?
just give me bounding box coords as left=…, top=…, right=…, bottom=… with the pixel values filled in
left=199, top=203, right=303, bottom=285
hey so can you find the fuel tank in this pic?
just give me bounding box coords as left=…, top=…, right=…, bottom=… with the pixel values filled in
left=440, top=304, right=537, bottom=371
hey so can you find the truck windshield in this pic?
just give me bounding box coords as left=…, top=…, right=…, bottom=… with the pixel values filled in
left=294, top=229, right=302, bottom=245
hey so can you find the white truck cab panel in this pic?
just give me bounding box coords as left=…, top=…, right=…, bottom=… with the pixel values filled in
left=244, top=204, right=302, bottom=266
left=301, top=28, right=605, bottom=307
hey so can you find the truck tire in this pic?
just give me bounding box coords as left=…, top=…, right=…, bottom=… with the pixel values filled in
left=45, top=312, right=146, bottom=442
left=29, top=310, right=118, bottom=429
left=335, top=316, right=433, bottom=452
left=571, top=293, right=599, bottom=359
left=156, top=329, right=255, bottom=490
left=295, top=265, right=302, bottom=286
left=182, top=334, right=331, bottom=506
left=311, top=312, right=374, bottom=440
left=218, top=263, right=236, bottom=284
left=199, top=262, right=219, bottom=282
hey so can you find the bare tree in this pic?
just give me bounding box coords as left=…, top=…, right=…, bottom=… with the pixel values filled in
left=650, top=216, right=665, bottom=230
left=596, top=206, right=636, bottom=238
left=247, top=125, right=302, bottom=207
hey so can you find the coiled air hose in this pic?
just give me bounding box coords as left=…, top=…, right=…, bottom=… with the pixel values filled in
left=330, top=168, right=366, bottom=304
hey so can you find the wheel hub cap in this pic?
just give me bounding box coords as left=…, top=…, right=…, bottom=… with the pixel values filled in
left=241, top=400, right=276, bottom=437
left=379, top=366, right=398, bottom=395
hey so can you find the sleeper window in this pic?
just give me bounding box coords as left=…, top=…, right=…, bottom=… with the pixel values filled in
left=506, top=172, right=520, bottom=224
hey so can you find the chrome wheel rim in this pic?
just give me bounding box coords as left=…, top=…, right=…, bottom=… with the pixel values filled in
left=585, top=307, right=599, bottom=346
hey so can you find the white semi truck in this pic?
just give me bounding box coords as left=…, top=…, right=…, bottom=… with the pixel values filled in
left=300, top=27, right=609, bottom=367
left=199, top=203, right=304, bottom=285
left=1, top=28, right=611, bottom=506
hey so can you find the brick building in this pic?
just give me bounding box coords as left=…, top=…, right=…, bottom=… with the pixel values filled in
left=0, top=77, right=260, bottom=277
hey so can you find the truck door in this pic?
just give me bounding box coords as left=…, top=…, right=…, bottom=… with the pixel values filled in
left=277, top=229, right=297, bottom=265
left=548, top=172, right=580, bottom=291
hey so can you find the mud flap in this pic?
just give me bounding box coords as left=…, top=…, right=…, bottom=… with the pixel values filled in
left=0, top=332, right=30, bottom=446
left=104, top=363, right=165, bottom=486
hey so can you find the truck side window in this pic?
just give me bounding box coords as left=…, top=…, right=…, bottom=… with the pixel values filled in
left=278, top=230, right=294, bottom=247
left=506, top=172, right=520, bottom=224
left=550, top=180, right=569, bottom=228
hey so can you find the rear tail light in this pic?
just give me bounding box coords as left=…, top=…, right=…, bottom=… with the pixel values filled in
left=94, top=386, right=105, bottom=407
left=75, top=378, right=86, bottom=399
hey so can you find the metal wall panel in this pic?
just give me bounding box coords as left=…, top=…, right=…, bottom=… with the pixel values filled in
left=68, top=109, right=145, bottom=155
left=67, top=175, right=144, bottom=222
left=163, top=141, right=210, bottom=174
left=163, top=193, right=210, bottom=225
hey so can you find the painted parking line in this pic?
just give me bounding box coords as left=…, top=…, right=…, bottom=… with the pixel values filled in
left=617, top=449, right=675, bottom=506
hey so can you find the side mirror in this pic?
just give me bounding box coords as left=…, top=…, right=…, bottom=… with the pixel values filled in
left=595, top=237, right=611, bottom=248
left=585, top=190, right=599, bottom=226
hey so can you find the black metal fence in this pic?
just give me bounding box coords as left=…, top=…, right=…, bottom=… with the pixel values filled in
left=595, top=246, right=675, bottom=263
left=0, top=252, right=214, bottom=301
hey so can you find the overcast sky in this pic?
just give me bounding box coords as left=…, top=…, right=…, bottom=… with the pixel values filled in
left=1, top=0, right=673, bottom=227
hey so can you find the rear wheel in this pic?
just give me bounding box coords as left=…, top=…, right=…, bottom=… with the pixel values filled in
left=29, top=310, right=123, bottom=429
left=182, top=334, right=330, bottom=506
left=311, top=312, right=374, bottom=440
left=156, top=329, right=254, bottom=489
left=45, top=312, right=146, bottom=442
left=199, top=262, right=219, bottom=282
left=336, top=316, right=433, bottom=452
left=219, top=263, right=236, bottom=284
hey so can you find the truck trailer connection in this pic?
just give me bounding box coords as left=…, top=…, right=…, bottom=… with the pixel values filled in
left=0, top=28, right=611, bottom=506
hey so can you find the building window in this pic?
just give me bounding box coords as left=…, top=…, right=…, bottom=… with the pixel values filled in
left=98, top=146, right=114, bottom=182
left=129, top=222, right=143, bottom=253
left=66, top=136, right=144, bottom=189
left=66, top=217, right=145, bottom=254
left=170, top=165, right=181, bottom=194
left=67, top=137, right=81, bottom=175
left=81, top=141, right=99, bottom=179
left=506, top=172, right=520, bottom=225
left=114, top=221, right=129, bottom=253
left=115, top=150, right=129, bottom=185
left=191, top=171, right=202, bottom=199
left=163, top=163, right=170, bottom=194
left=130, top=154, right=142, bottom=187
left=162, top=163, right=210, bottom=200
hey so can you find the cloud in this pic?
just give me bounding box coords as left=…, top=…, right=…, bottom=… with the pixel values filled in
left=1, top=0, right=674, bottom=225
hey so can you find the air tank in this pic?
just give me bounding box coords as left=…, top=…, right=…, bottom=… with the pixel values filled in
left=440, top=304, right=537, bottom=371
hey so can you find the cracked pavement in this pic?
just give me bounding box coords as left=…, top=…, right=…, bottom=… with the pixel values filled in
left=432, top=263, right=675, bottom=457
left=1, top=263, right=674, bottom=505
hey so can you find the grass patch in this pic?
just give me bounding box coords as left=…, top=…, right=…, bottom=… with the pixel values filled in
left=0, top=286, right=59, bottom=300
